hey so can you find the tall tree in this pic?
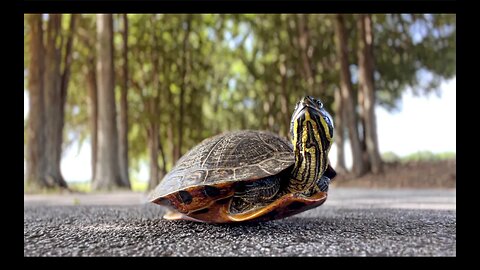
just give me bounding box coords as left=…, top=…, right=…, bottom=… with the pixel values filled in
left=58, top=14, right=77, bottom=178
left=334, top=14, right=367, bottom=177
left=43, top=14, right=67, bottom=187
left=118, top=14, right=131, bottom=188
left=296, top=14, right=316, bottom=95
left=26, top=14, right=47, bottom=189
left=146, top=97, right=160, bottom=190
left=77, top=15, right=99, bottom=181
left=357, top=14, right=382, bottom=174
left=85, top=57, right=98, bottom=180
left=333, top=87, right=347, bottom=173
left=177, top=15, right=192, bottom=160
left=43, top=14, right=77, bottom=188
left=278, top=59, right=290, bottom=137
left=93, top=14, right=122, bottom=190
left=146, top=15, right=162, bottom=190
left=76, top=15, right=98, bottom=180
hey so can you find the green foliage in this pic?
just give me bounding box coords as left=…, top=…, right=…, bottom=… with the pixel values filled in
left=373, top=14, right=456, bottom=111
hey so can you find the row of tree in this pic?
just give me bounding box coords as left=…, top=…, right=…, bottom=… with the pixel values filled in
left=24, top=14, right=456, bottom=191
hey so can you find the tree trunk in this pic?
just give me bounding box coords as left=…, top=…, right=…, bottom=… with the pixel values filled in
left=357, top=14, right=383, bottom=174
left=188, top=84, right=203, bottom=143
left=194, top=88, right=204, bottom=142
left=279, top=60, right=291, bottom=138
left=177, top=16, right=192, bottom=160
left=158, top=141, right=167, bottom=180
left=43, top=14, right=67, bottom=188
left=78, top=16, right=98, bottom=181
left=167, top=83, right=177, bottom=163
left=357, top=89, right=371, bottom=171
left=118, top=13, right=131, bottom=188
left=269, top=90, right=277, bottom=132
left=86, top=57, right=98, bottom=181
left=333, top=88, right=347, bottom=174
left=93, top=14, right=121, bottom=190
left=57, top=14, right=77, bottom=183
left=262, top=85, right=276, bottom=132
left=296, top=14, right=316, bottom=95
left=147, top=120, right=160, bottom=191
left=26, top=14, right=47, bottom=189
left=334, top=14, right=367, bottom=177
left=150, top=15, right=168, bottom=181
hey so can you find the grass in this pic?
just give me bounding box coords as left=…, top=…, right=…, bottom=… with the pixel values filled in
left=24, top=184, right=71, bottom=194
left=132, top=180, right=148, bottom=192
left=25, top=178, right=149, bottom=194
left=68, top=179, right=148, bottom=193
left=382, top=151, right=456, bottom=163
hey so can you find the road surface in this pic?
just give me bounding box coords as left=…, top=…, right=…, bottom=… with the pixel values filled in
left=24, top=188, right=456, bottom=256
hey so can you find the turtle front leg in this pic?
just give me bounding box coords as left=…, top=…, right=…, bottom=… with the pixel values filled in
left=234, top=176, right=281, bottom=202
left=307, top=164, right=336, bottom=195
left=230, top=176, right=281, bottom=214
left=300, top=175, right=331, bottom=197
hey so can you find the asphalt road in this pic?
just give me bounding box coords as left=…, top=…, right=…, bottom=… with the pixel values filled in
left=24, top=188, right=456, bottom=256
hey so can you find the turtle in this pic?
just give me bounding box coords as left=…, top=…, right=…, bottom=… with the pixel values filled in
left=148, top=96, right=336, bottom=223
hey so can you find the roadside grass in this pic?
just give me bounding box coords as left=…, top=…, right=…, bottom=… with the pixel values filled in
left=69, top=179, right=148, bottom=193
left=25, top=178, right=148, bottom=193
left=382, top=151, right=456, bottom=163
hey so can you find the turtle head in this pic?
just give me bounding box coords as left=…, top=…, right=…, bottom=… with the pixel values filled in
left=288, top=96, right=334, bottom=192
left=290, top=96, right=334, bottom=151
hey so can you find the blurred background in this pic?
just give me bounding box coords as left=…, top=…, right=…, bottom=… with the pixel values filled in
left=24, top=14, right=456, bottom=194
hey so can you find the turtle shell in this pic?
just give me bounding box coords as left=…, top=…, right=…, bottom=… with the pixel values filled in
left=148, top=130, right=295, bottom=215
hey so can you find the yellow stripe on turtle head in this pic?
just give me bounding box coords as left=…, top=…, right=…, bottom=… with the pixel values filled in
left=304, top=110, right=324, bottom=179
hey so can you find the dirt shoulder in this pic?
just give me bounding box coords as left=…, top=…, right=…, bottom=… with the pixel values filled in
left=332, top=159, right=456, bottom=189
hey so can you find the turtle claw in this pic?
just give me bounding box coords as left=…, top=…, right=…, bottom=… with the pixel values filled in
left=163, top=210, right=184, bottom=220
left=163, top=210, right=206, bottom=222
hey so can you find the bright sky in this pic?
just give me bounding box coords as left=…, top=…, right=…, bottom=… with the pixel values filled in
left=329, top=77, right=456, bottom=168
left=24, top=77, right=456, bottom=182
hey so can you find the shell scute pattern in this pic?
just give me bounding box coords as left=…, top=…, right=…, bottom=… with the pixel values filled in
left=148, top=130, right=295, bottom=201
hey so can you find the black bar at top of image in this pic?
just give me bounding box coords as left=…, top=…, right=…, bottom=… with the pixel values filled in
left=21, top=1, right=458, bottom=14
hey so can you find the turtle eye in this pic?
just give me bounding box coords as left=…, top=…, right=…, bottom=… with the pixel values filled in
left=316, top=99, right=323, bottom=108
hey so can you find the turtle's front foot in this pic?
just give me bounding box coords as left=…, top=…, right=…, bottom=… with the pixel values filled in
left=317, top=175, right=331, bottom=192
left=299, top=176, right=331, bottom=197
